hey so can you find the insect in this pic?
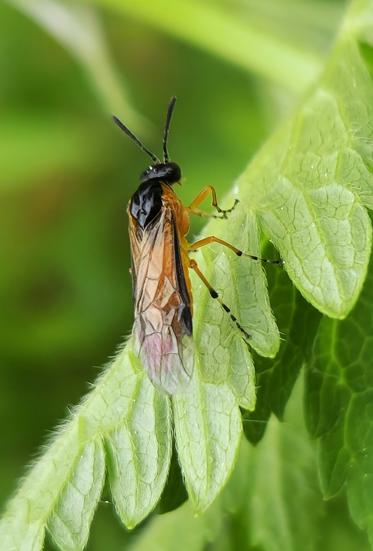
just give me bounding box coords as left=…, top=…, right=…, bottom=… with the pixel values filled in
left=113, top=97, right=282, bottom=395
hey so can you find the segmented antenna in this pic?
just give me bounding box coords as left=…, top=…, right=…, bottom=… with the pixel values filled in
left=163, top=96, right=177, bottom=162
left=112, top=115, right=160, bottom=163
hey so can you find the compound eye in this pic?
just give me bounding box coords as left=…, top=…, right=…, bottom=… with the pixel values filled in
left=167, top=163, right=181, bottom=183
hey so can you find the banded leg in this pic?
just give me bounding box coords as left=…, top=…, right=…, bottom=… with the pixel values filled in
left=188, top=185, right=239, bottom=219
left=189, top=236, right=284, bottom=266
left=189, top=258, right=251, bottom=342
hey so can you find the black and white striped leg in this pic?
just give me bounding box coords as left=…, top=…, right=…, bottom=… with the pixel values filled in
left=189, top=259, right=251, bottom=343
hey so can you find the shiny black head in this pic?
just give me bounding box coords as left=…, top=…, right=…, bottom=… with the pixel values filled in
left=140, top=161, right=181, bottom=185
left=113, top=96, right=181, bottom=185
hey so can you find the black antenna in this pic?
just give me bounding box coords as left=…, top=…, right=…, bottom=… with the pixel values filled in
left=163, top=96, right=177, bottom=162
left=112, top=115, right=160, bottom=164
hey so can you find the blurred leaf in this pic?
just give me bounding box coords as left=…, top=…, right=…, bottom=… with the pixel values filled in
left=93, top=0, right=322, bottom=93
left=0, top=114, right=98, bottom=187
left=242, top=0, right=343, bottom=52
left=128, top=501, right=207, bottom=551
left=7, top=0, right=147, bottom=131
left=318, top=494, right=370, bottom=551
left=243, top=375, right=322, bottom=551
left=305, top=232, right=373, bottom=547
left=346, top=0, right=373, bottom=43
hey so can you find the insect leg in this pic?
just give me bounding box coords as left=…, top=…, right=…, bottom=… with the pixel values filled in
left=188, top=209, right=228, bottom=220
left=189, top=236, right=284, bottom=266
left=189, top=258, right=251, bottom=342
left=188, top=186, right=239, bottom=219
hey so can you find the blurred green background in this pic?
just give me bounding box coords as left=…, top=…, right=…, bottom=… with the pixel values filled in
left=0, top=0, right=358, bottom=549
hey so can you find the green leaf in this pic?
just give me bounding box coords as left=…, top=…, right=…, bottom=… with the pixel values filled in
left=243, top=376, right=323, bottom=551
left=348, top=0, right=373, bottom=47
left=243, top=245, right=321, bottom=443
left=237, top=35, right=373, bottom=318
left=0, top=347, right=172, bottom=549
left=3, top=1, right=373, bottom=547
left=305, top=239, right=373, bottom=546
left=168, top=201, right=278, bottom=514
left=48, top=439, right=105, bottom=551
left=131, top=376, right=325, bottom=551
left=192, top=208, right=279, bottom=410
left=172, top=367, right=242, bottom=512
left=105, top=364, right=172, bottom=528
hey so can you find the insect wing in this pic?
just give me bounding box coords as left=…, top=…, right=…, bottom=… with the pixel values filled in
left=129, top=207, right=193, bottom=394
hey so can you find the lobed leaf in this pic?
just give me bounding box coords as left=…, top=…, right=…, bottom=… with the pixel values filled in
left=192, top=207, right=279, bottom=410
left=105, top=362, right=172, bottom=528
left=305, top=240, right=373, bottom=546
left=48, top=439, right=105, bottom=551
left=243, top=245, right=321, bottom=443
left=237, top=39, right=373, bottom=319
left=3, top=1, right=373, bottom=548
left=0, top=347, right=172, bottom=549
left=172, top=366, right=242, bottom=512
left=131, top=377, right=325, bottom=551
left=170, top=211, right=271, bottom=510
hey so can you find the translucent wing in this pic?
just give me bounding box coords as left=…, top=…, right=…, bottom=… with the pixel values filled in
left=129, top=206, right=193, bottom=394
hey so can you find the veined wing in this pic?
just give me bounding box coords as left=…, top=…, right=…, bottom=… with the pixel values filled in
left=129, top=206, right=193, bottom=394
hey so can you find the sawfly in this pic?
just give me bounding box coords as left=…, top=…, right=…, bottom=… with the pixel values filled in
left=113, top=97, right=282, bottom=394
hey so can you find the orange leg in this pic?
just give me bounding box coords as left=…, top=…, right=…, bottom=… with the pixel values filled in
left=189, top=258, right=251, bottom=342
left=188, top=236, right=284, bottom=266
left=188, top=186, right=239, bottom=219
